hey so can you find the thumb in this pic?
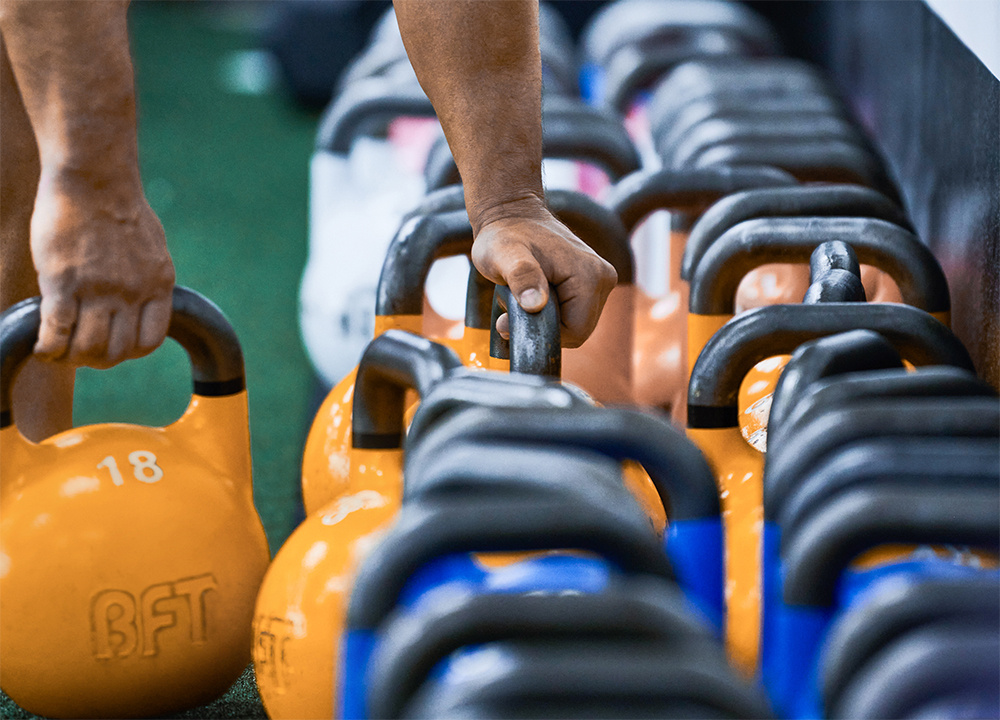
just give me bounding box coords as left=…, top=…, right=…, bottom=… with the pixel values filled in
left=497, top=246, right=549, bottom=313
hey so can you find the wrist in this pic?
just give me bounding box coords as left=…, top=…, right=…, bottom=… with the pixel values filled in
left=469, top=192, right=549, bottom=236
left=37, top=160, right=147, bottom=216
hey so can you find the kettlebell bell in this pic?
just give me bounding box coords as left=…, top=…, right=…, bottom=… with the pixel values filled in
left=686, top=296, right=974, bottom=672
left=0, top=287, right=270, bottom=719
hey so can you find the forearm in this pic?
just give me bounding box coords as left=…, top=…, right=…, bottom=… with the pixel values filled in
left=0, top=0, right=141, bottom=195
left=393, top=0, right=544, bottom=234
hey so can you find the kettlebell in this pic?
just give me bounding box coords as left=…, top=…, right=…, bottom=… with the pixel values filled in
left=686, top=298, right=974, bottom=672
left=687, top=218, right=951, bottom=441
left=262, top=303, right=562, bottom=718
left=301, top=329, right=464, bottom=516
left=0, top=288, right=270, bottom=719
left=339, top=487, right=673, bottom=718
left=606, top=165, right=796, bottom=412
left=368, top=576, right=721, bottom=719
left=766, top=484, right=999, bottom=718
left=821, top=577, right=1000, bottom=718
left=259, top=330, right=463, bottom=719
left=403, top=403, right=722, bottom=624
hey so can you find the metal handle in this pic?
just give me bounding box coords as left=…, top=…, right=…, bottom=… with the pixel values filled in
left=767, top=330, right=905, bottom=446
left=351, top=330, right=463, bottom=449
left=1, top=286, right=245, bottom=430
left=367, top=575, right=709, bottom=720
left=345, top=494, right=674, bottom=630
left=782, top=486, right=999, bottom=606
left=490, top=285, right=561, bottom=377
left=404, top=405, right=720, bottom=522
left=607, top=166, right=796, bottom=235
left=688, top=217, right=949, bottom=314
left=681, top=184, right=911, bottom=281
left=687, top=303, right=974, bottom=429
left=315, top=77, right=434, bottom=154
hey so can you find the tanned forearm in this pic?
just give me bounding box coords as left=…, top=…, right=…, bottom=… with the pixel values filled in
left=0, top=1, right=141, bottom=196
left=0, top=0, right=174, bottom=368
left=393, top=0, right=545, bottom=234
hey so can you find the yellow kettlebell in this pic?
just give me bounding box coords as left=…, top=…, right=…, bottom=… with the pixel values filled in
left=0, top=287, right=270, bottom=719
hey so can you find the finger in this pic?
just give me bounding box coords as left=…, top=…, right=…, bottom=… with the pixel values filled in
left=107, top=304, right=141, bottom=364
left=496, top=312, right=510, bottom=340
left=557, top=292, right=597, bottom=349
left=137, top=296, right=172, bottom=354
left=67, top=302, right=114, bottom=368
left=34, top=294, right=79, bottom=360
left=495, top=246, right=549, bottom=313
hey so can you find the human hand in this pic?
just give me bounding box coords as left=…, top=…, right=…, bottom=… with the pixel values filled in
left=30, top=171, right=175, bottom=369
left=471, top=198, right=617, bottom=348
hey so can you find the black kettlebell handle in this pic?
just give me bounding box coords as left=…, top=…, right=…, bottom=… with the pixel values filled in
left=315, top=78, right=434, bottom=154
left=376, top=209, right=475, bottom=318
left=367, top=575, right=707, bottom=720
left=688, top=217, right=950, bottom=314
left=404, top=372, right=589, bottom=451
left=771, top=366, right=996, bottom=457
left=0, top=286, right=245, bottom=430
left=607, top=166, right=796, bottom=235
left=345, top=494, right=674, bottom=630
left=681, top=184, right=911, bottom=281
left=490, top=285, right=561, bottom=378
left=782, top=486, right=1000, bottom=606
left=767, top=330, right=904, bottom=445
left=351, top=330, right=463, bottom=449
left=687, top=303, right=974, bottom=428
left=404, top=405, right=720, bottom=522
left=821, top=578, right=1000, bottom=711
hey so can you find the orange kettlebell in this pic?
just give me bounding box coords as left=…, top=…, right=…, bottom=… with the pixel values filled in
left=258, top=330, right=464, bottom=719
left=256, top=293, right=566, bottom=719
left=0, top=288, right=270, bottom=719
left=686, top=216, right=951, bottom=448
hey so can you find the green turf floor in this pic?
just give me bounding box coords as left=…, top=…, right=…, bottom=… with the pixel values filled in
left=3, top=2, right=319, bottom=717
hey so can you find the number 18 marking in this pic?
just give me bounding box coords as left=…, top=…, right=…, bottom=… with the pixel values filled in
left=97, top=451, right=164, bottom=485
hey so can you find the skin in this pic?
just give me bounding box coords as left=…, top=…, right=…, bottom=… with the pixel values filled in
left=0, top=1, right=174, bottom=440
left=1, top=0, right=615, bottom=442
left=393, top=0, right=617, bottom=348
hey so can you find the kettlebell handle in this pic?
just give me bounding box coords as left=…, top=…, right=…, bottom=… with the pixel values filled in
left=490, top=285, right=561, bottom=378
left=687, top=303, right=975, bottom=428
left=687, top=217, right=950, bottom=314
left=315, top=78, right=434, bottom=154
left=376, top=209, right=475, bottom=318
left=607, top=166, right=796, bottom=235
left=352, top=330, right=463, bottom=449
left=0, top=286, right=245, bottom=430
left=767, top=330, right=904, bottom=445
left=782, top=486, right=1000, bottom=606
left=681, top=184, right=911, bottom=281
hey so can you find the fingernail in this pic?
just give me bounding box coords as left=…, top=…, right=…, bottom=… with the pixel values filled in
left=519, top=288, right=543, bottom=308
